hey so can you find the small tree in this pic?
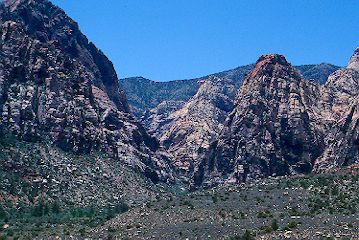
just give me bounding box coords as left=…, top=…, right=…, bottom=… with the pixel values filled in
left=0, top=205, right=6, bottom=219
left=242, top=230, right=255, bottom=240
left=271, top=219, right=279, bottom=231
left=51, top=201, right=61, bottom=214
left=32, top=201, right=45, bottom=217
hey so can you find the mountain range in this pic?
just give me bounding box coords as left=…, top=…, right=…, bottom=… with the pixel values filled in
left=0, top=0, right=358, bottom=238
left=0, top=0, right=356, bottom=193
left=120, top=62, right=340, bottom=182
left=122, top=63, right=339, bottom=121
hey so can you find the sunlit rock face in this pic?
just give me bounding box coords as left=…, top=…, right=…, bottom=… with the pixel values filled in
left=152, top=76, right=237, bottom=179
left=348, top=47, right=359, bottom=72
left=314, top=48, right=359, bottom=171
left=193, top=54, right=325, bottom=188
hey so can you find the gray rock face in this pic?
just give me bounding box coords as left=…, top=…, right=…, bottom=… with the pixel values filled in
left=348, top=47, right=359, bottom=71
left=0, top=0, right=173, bottom=182
left=152, top=76, right=236, bottom=178
left=314, top=55, right=359, bottom=171
left=193, top=54, right=325, bottom=188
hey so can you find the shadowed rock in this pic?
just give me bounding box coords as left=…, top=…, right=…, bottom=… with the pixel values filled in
left=0, top=0, right=173, bottom=182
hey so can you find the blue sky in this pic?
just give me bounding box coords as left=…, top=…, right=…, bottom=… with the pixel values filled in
left=51, top=0, right=358, bottom=81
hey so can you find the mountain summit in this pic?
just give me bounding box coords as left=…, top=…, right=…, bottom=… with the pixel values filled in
left=193, top=54, right=324, bottom=187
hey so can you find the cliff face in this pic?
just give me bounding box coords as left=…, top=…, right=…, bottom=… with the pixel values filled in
left=193, top=54, right=325, bottom=187
left=348, top=47, right=359, bottom=72
left=0, top=0, right=172, bottom=183
left=152, top=76, right=236, bottom=179
left=314, top=50, right=359, bottom=171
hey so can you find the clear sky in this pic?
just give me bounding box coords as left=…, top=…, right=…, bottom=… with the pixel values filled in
left=51, top=0, right=358, bottom=81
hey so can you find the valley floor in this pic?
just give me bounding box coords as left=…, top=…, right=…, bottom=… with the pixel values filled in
left=90, top=171, right=359, bottom=240
left=1, top=164, right=359, bottom=239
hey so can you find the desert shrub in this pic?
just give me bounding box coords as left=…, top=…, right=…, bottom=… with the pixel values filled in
left=229, top=230, right=255, bottom=240
left=271, top=219, right=279, bottom=231
left=256, top=210, right=272, bottom=218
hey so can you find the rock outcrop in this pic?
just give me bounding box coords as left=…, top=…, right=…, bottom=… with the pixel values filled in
left=314, top=50, right=359, bottom=171
left=121, top=62, right=339, bottom=182
left=152, top=76, right=236, bottom=179
left=348, top=47, right=359, bottom=71
left=0, top=0, right=172, bottom=182
left=193, top=54, right=325, bottom=187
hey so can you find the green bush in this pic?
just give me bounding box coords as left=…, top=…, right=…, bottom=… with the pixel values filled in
left=271, top=219, right=279, bottom=231
left=229, top=230, right=255, bottom=240
left=257, top=210, right=272, bottom=218
left=0, top=205, right=6, bottom=220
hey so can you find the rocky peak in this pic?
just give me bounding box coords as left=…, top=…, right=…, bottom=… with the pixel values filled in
left=348, top=47, right=359, bottom=72
left=249, top=54, right=300, bottom=80
left=192, top=54, right=324, bottom=188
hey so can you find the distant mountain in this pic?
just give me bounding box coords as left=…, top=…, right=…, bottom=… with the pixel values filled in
left=121, top=77, right=200, bottom=120
left=122, top=63, right=340, bottom=121
left=296, top=63, right=340, bottom=84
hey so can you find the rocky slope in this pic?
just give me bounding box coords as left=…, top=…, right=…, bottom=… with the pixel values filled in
left=348, top=47, right=359, bottom=71
left=314, top=49, right=359, bottom=171
left=0, top=0, right=173, bottom=205
left=153, top=76, right=237, bottom=178
left=193, top=54, right=325, bottom=188
left=296, top=63, right=340, bottom=84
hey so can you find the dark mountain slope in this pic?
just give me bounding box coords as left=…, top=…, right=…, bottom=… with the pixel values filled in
left=121, top=76, right=200, bottom=120
left=296, top=63, right=340, bottom=84
left=0, top=0, right=173, bottom=206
